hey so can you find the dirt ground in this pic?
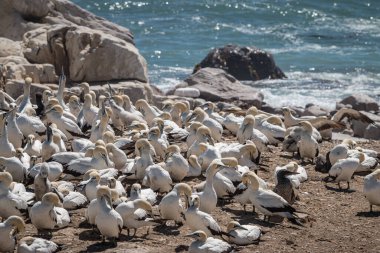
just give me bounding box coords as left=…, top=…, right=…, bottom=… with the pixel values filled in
left=21, top=139, right=380, bottom=253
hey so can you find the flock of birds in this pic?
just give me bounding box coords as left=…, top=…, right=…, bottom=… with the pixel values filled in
left=0, top=74, right=379, bottom=253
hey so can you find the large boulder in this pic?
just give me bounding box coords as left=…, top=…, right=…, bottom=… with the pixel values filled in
left=0, top=38, right=23, bottom=57
left=364, top=123, right=380, bottom=140
left=194, top=45, right=286, bottom=81
left=339, top=94, right=379, bottom=112
left=12, top=0, right=51, bottom=20
left=65, top=26, right=147, bottom=83
left=182, top=67, right=264, bottom=108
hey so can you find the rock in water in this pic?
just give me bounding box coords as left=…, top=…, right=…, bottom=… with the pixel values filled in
left=194, top=44, right=286, bottom=81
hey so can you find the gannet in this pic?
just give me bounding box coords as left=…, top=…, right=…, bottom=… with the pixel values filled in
left=142, top=164, right=173, bottom=193
left=148, top=126, right=168, bottom=160
left=6, top=105, right=23, bottom=149
left=90, top=104, right=113, bottom=142
left=122, top=95, right=143, bottom=116
left=217, top=142, right=260, bottom=169
left=202, top=102, right=225, bottom=125
left=349, top=148, right=378, bottom=173
left=186, top=122, right=203, bottom=148
left=274, top=162, right=307, bottom=189
left=187, top=230, right=233, bottom=253
left=164, top=145, right=189, bottom=182
left=115, top=199, right=158, bottom=237
left=106, top=143, right=128, bottom=171
left=237, top=115, right=269, bottom=157
left=325, top=139, right=356, bottom=169
left=86, top=185, right=111, bottom=227
left=30, top=192, right=70, bottom=231
left=41, top=125, right=60, bottom=162
left=66, top=146, right=110, bottom=176
left=187, top=155, right=202, bottom=177
left=59, top=188, right=88, bottom=210
left=170, top=102, right=188, bottom=127
left=254, top=115, right=286, bottom=145
left=226, top=221, right=263, bottom=245
left=297, top=121, right=319, bottom=162
left=243, top=171, right=303, bottom=224
left=132, top=139, right=155, bottom=180
left=0, top=172, right=28, bottom=218
left=0, top=156, right=26, bottom=182
left=34, top=162, right=52, bottom=201
left=282, top=107, right=326, bottom=128
left=187, top=107, right=223, bottom=142
left=52, top=132, right=66, bottom=152
left=82, top=94, right=98, bottom=127
left=45, top=105, right=84, bottom=140
left=78, top=171, right=100, bottom=201
left=219, top=157, right=248, bottom=185
left=184, top=195, right=225, bottom=237
left=273, top=169, right=299, bottom=204
left=107, top=177, right=126, bottom=197
left=325, top=155, right=363, bottom=189
left=71, top=138, right=93, bottom=153
left=15, top=148, right=31, bottom=168
left=95, top=185, right=123, bottom=245
left=0, top=91, right=12, bottom=111
left=67, top=95, right=82, bottom=118
left=16, top=111, right=46, bottom=137
left=332, top=108, right=375, bottom=124
left=0, top=216, right=25, bottom=252
left=0, top=113, right=16, bottom=157
left=17, top=236, right=60, bottom=253
left=103, top=131, right=115, bottom=144
left=198, top=143, right=222, bottom=171
left=363, top=169, right=380, bottom=212
left=27, top=161, right=63, bottom=182
left=45, top=98, right=77, bottom=123
left=109, top=98, right=147, bottom=128
left=135, top=99, right=162, bottom=126
left=193, top=160, right=224, bottom=213
left=159, top=183, right=192, bottom=225
left=129, top=183, right=157, bottom=205
left=18, top=77, right=36, bottom=116
left=23, top=134, right=42, bottom=157
left=47, top=151, right=85, bottom=166
left=222, top=113, right=243, bottom=135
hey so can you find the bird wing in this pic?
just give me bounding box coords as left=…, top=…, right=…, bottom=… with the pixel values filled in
left=333, top=108, right=374, bottom=124
left=256, top=190, right=295, bottom=213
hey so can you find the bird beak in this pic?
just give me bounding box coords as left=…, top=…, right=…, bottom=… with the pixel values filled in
left=185, top=233, right=197, bottom=238
left=206, top=134, right=214, bottom=145
left=102, top=154, right=109, bottom=166
left=242, top=123, right=247, bottom=133
left=237, top=224, right=248, bottom=230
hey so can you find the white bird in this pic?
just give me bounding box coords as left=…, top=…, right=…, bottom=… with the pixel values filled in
left=193, top=160, right=224, bottom=213
left=0, top=172, right=28, bottom=218
left=254, top=115, right=286, bottom=145
left=135, top=99, right=161, bottom=126
left=325, top=155, right=363, bottom=189
left=297, top=121, right=319, bottom=162
left=95, top=185, right=123, bottom=244
left=16, top=112, right=46, bottom=137
left=142, top=164, right=173, bottom=193
left=23, top=134, right=42, bottom=157
left=129, top=183, right=157, bottom=205
left=17, top=236, right=60, bottom=253
left=159, top=183, right=192, bottom=225
left=184, top=195, right=225, bottom=237
left=226, top=221, right=263, bottom=245
left=34, top=162, right=52, bottom=201
left=186, top=122, right=203, bottom=148
left=242, top=171, right=303, bottom=225
left=115, top=199, right=158, bottom=237
left=132, top=139, right=155, bottom=180
left=170, top=102, right=188, bottom=127
left=6, top=105, right=23, bottom=149
left=202, top=102, right=225, bottom=124
left=18, top=77, right=36, bottom=116
left=106, top=143, right=128, bottom=171
left=66, top=146, right=110, bottom=176
left=0, top=156, right=27, bottom=183
left=349, top=149, right=378, bottom=173
left=0, top=113, right=16, bottom=157
left=187, top=155, right=202, bottom=177
left=281, top=107, right=326, bottom=128
left=60, top=188, right=88, bottom=210
left=164, top=145, right=189, bottom=182
left=0, top=215, right=25, bottom=253
left=47, top=151, right=85, bottom=166
left=187, top=230, right=233, bottom=253
left=41, top=125, right=60, bottom=162
left=30, top=192, right=70, bottom=231
left=27, top=161, right=63, bottom=182
left=148, top=126, right=168, bottom=160
left=90, top=105, right=112, bottom=143
left=222, top=113, right=243, bottom=135
left=187, top=107, right=223, bottom=142
left=363, top=169, right=380, bottom=212
left=71, top=138, right=93, bottom=153
left=78, top=171, right=100, bottom=201
left=67, top=95, right=82, bottom=118
left=82, top=94, right=98, bottom=127
left=237, top=115, right=269, bottom=157
left=326, top=139, right=357, bottom=168
left=274, top=162, right=307, bottom=189
left=85, top=185, right=111, bottom=227
left=198, top=143, right=221, bottom=171
left=109, top=98, right=147, bottom=128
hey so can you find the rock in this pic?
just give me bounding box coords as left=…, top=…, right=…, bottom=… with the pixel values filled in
left=0, top=38, right=23, bottom=57
left=12, top=0, right=51, bottom=20
left=339, top=94, right=379, bottom=112
left=194, top=44, right=286, bottom=81
left=174, top=87, right=200, bottom=98
left=5, top=80, right=55, bottom=103
left=261, top=103, right=281, bottom=115
left=302, top=104, right=329, bottom=117
left=5, top=64, right=57, bottom=83
left=0, top=56, right=29, bottom=65
left=64, top=26, right=147, bottom=83
left=183, top=67, right=264, bottom=108
left=364, top=123, right=380, bottom=140
left=23, top=26, right=55, bottom=65
left=352, top=120, right=368, bottom=138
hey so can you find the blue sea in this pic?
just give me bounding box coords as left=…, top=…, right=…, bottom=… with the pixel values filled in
left=72, top=0, right=380, bottom=109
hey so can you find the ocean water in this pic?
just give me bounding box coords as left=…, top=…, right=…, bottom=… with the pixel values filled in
left=72, top=0, right=380, bottom=110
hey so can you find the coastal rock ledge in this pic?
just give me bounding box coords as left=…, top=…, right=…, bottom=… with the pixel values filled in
left=176, top=67, right=264, bottom=108
left=0, top=0, right=149, bottom=100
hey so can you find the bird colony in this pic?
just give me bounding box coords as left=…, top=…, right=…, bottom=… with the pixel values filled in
left=0, top=75, right=379, bottom=253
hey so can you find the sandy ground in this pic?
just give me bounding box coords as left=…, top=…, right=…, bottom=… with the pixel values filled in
left=20, top=139, right=380, bottom=253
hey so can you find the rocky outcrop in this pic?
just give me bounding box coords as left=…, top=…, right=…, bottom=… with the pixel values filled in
left=181, top=67, right=264, bottom=108
left=339, top=94, right=379, bottom=112
left=0, top=0, right=148, bottom=89
left=194, top=45, right=286, bottom=81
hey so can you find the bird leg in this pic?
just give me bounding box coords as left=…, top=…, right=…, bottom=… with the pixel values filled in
left=338, top=182, right=341, bottom=189
left=146, top=227, right=150, bottom=235
left=132, top=228, right=137, bottom=237
left=127, top=228, right=130, bottom=237
left=370, top=205, right=373, bottom=213
left=243, top=204, right=247, bottom=214
left=111, top=237, right=117, bottom=247
left=101, top=235, right=105, bottom=243
left=347, top=182, right=350, bottom=190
